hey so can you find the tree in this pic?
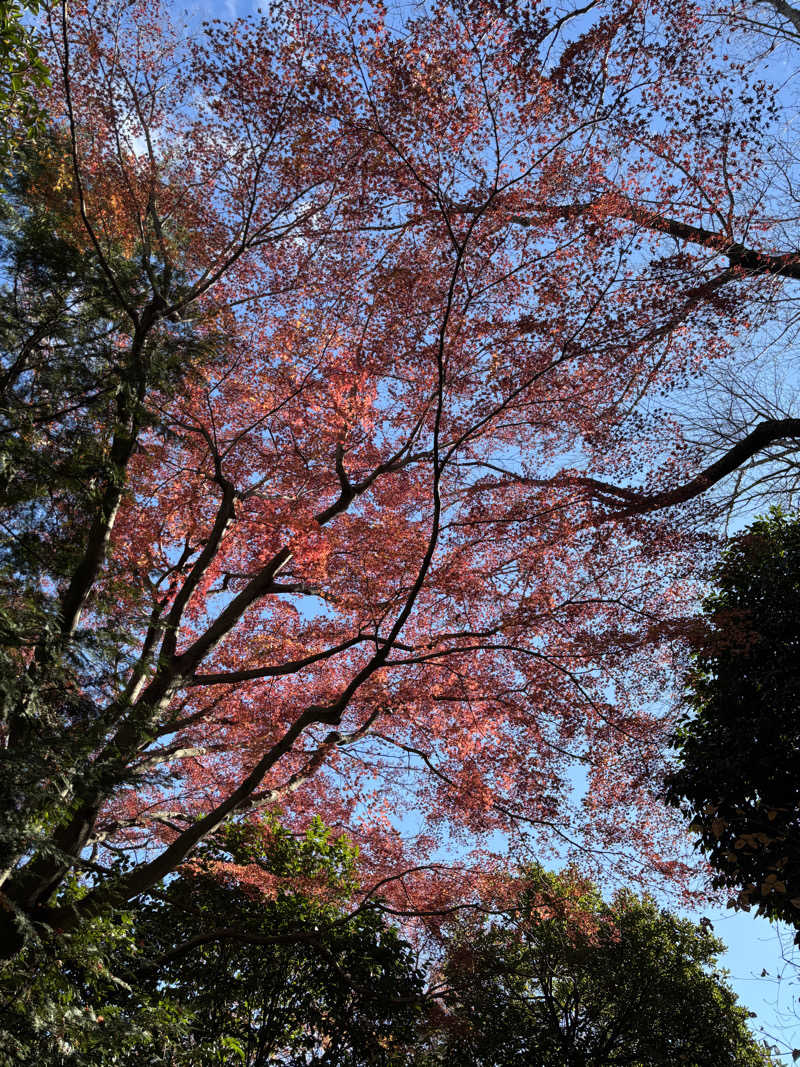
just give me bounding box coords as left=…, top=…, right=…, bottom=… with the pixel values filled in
left=0, top=129, right=225, bottom=954
left=120, top=820, right=423, bottom=1066
left=421, top=866, right=776, bottom=1066
left=485, top=0, right=800, bottom=525
left=0, top=818, right=424, bottom=1065
left=665, top=509, right=800, bottom=930
left=4, top=0, right=800, bottom=960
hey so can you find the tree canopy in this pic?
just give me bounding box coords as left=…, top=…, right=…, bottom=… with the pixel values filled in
left=422, top=867, right=776, bottom=1066
left=4, top=0, right=800, bottom=1039
left=120, top=821, right=424, bottom=1066
left=2, top=851, right=776, bottom=1064
left=1, top=818, right=424, bottom=1065
left=666, top=509, right=800, bottom=930
left=0, top=0, right=49, bottom=160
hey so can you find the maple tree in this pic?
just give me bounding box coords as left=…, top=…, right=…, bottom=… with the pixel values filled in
left=2, top=0, right=800, bottom=963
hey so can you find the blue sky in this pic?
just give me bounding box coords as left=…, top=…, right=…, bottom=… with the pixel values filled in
left=711, top=908, right=799, bottom=1059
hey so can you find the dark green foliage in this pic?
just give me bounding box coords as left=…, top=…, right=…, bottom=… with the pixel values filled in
left=0, top=1, right=50, bottom=165
left=422, top=867, right=775, bottom=1066
left=119, top=819, right=424, bottom=1066
left=0, top=139, right=200, bottom=563
left=0, top=897, right=188, bottom=1066
left=0, top=818, right=424, bottom=1066
left=0, top=139, right=220, bottom=940
left=665, top=509, right=800, bottom=929
left=0, top=139, right=139, bottom=951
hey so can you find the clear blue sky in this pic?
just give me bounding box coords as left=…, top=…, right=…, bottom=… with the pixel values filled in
left=710, top=908, right=799, bottom=1060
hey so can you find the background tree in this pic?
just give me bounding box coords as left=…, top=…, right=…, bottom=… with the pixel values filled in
left=0, top=818, right=423, bottom=1065
left=666, top=509, right=800, bottom=931
left=421, top=866, right=777, bottom=1066
left=0, top=130, right=223, bottom=953
left=0, top=903, right=186, bottom=1065
left=118, top=819, right=424, bottom=1066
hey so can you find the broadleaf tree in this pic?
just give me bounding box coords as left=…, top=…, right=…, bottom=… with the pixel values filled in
left=1, top=818, right=423, bottom=1065
left=420, top=866, right=777, bottom=1066
left=119, top=821, right=424, bottom=1066
left=0, top=0, right=50, bottom=162
left=666, top=509, right=800, bottom=930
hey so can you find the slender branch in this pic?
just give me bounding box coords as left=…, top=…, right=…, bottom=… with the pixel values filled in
left=760, top=0, right=800, bottom=35
left=147, top=923, right=423, bottom=1007
left=189, top=634, right=373, bottom=687
left=454, top=197, right=800, bottom=281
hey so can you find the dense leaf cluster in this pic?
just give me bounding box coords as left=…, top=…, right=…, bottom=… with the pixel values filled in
left=0, top=818, right=424, bottom=1065
left=0, top=137, right=223, bottom=954
left=666, top=509, right=800, bottom=929
left=422, top=867, right=775, bottom=1066
left=2, top=853, right=775, bottom=1065
left=0, top=1, right=49, bottom=164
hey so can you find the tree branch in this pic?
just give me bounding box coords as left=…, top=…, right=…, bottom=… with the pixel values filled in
left=577, top=418, right=800, bottom=516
